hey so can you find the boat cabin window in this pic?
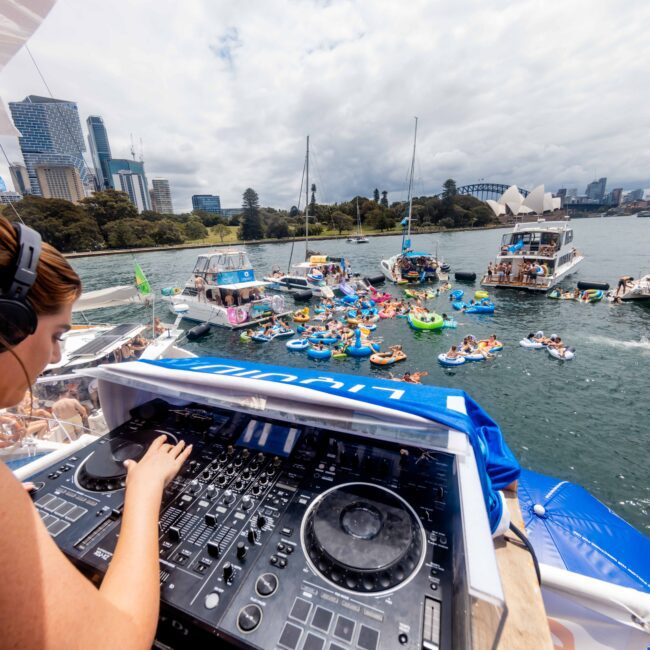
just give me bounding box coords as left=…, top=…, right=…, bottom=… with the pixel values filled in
left=193, top=257, right=209, bottom=274
left=564, top=230, right=573, bottom=244
left=501, top=231, right=560, bottom=255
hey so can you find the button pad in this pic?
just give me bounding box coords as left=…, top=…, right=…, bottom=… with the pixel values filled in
left=290, top=597, right=312, bottom=623
left=278, top=622, right=302, bottom=649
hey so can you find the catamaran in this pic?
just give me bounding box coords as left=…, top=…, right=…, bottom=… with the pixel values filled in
left=480, top=219, right=584, bottom=292
left=380, top=117, right=448, bottom=283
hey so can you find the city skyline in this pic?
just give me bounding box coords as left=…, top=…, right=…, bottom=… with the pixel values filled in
left=1, top=1, right=650, bottom=212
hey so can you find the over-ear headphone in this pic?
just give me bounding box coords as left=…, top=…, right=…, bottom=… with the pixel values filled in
left=0, top=223, right=42, bottom=349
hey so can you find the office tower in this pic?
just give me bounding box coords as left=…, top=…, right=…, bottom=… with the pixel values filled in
left=86, top=115, right=113, bottom=189
left=9, top=164, right=30, bottom=195
left=585, top=177, right=607, bottom=201
left=8, top=95, right=93, bottom=197
left=108, top=159, right=151, bottom=212
left=0, top=176, right=5, bottom=192
left=0, top=191, right=22, bottom=204
left=34, top=165, right=85, bottom=202
left=151, top=178, right=174, bottom=213
left=192, top=194, right=221, bottom=214
left=608, top=188, right=623, bottom=206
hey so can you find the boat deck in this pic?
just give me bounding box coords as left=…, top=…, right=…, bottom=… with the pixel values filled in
left=481, top=278, right=551, bottom=291
left=477, top=487, right=553, bottom=649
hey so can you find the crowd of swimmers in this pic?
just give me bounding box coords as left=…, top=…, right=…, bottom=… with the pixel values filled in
left=445, top=334, right=500, bottom=360
left=523, top=331, right=572, bottom=357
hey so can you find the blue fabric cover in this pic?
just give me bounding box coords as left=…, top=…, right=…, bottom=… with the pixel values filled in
left=519, top=469, right=650, bottom=592
left=142, top=357, right=520, bottom=532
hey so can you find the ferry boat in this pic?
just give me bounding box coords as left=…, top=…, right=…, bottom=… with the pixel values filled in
left=12, top=357, right=650, bottom=650
left=481, top=219, right=583, bottom=292
left=162, top=249, right=289, bottom=329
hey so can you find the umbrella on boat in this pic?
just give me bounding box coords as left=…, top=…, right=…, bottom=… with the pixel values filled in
left=518, top=469, right=650, bottom=593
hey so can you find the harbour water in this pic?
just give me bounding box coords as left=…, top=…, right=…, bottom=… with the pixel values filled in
left=70, top=216, right=649, bottom=533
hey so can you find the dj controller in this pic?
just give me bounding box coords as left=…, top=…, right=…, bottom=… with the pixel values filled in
left=29, top=399, right=469, bottom=650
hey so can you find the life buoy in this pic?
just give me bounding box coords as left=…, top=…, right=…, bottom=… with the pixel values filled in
left=235, top=306, right=248, bottom=323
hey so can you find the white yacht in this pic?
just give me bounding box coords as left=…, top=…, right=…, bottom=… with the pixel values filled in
left=481, top=220, right=583, bottom=292
left=264, top=255, right=346, bottom=298
left=163, top=249, right=289, bottom=329
left=347, top=198, right=369, bottom=243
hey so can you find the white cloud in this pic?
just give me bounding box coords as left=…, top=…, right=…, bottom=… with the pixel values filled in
left=1, top=0, right=650, bottom=212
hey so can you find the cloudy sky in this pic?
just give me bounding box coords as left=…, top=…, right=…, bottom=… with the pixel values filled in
left=1, top=0, right=650, bottom=212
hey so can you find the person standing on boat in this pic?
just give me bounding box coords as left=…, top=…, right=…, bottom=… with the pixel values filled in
left=194, top=274, right=206, bottom=301
left=0, top=217, right=192, bottom=649
left=616, top=275, right=634, bottom=297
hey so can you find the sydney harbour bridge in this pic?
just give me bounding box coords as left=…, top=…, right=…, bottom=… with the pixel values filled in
left=432, top=183, right=530, bottom=200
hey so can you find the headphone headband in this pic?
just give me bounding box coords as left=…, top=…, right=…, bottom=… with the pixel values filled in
left=7, top=223, right=42, bottom=300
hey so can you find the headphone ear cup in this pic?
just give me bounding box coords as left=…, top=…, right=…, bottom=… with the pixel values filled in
left=0, top=298, right=38, bottom=349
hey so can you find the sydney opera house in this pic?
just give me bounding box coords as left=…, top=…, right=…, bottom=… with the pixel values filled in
left=486, top=185, right=562, bottom=219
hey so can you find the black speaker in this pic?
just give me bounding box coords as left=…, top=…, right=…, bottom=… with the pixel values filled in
left=0, top=223, right=42, bottom=349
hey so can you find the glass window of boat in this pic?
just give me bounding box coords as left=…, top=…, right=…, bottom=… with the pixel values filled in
left=192, top=256, right=209, bottom=274
left=564, top=229, right=573, bottom=244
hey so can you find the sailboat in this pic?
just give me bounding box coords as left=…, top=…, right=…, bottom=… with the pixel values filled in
left=347, top=198, right=369, bottom=243
left=263, top=136, right=341, bottom=298
left=379, top=118, right=448, bottom=283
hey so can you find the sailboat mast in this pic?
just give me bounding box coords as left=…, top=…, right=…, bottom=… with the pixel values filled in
left=305, top=135, right=310, bottom=260
left=356, top=197, right=361, bottom=236
left=407, top=116, right=418, bottom=240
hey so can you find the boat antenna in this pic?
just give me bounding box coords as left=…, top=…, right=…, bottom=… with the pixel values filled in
left=402, top=116, right=418, bottom=253
left=305, top=135, right=310, bottom=261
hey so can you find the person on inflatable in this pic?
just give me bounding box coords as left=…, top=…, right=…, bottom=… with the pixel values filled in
left=548, top=335, right=568, bottom=358
left=446, top=344, right=463, bottom=359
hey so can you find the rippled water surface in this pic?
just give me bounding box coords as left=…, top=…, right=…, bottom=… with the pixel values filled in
left=71, top=216, right=650, bottom=533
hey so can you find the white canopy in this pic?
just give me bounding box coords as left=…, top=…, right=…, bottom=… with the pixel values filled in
left=72, top=285, right=144, bottom=312
left=214, top=281, right=271, bottom=291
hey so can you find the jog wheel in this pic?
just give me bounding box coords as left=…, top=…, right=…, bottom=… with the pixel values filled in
left=302, top=482, right=425, bottom=594
left=77, top=429, right=168, bottom=491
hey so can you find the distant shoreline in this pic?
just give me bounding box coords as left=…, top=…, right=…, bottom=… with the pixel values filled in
left=65, top=223, right=514, bottom=259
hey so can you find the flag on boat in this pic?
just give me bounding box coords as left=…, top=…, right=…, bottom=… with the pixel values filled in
left=134, top=261, right=151, bottom=297
left=400, top=217, right=409, bottom=226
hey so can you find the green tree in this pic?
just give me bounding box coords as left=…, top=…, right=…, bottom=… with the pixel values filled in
left=238, top=188, right=264, bottom=240
left=380, top=190, right=389, bottom=208
left=140, top=210, right=164, bottom=222
left=103, top=219, right=156, bottom=248
left=266, top=218, right=290, bottom=239
left=331, top=211, right=354, bottom=234
left=193, top=209, right=225, bottom=227
left=373, top=188, right=380, bottom=203
left=471, top=204, right=495, bottom=227
left=5, top=196, right=104, bottom=252
left=213, top=223, right=230, bottom=242
left=374, top=212, right=395, bottom=232
left=151, top=219, right=186, bottom=245
left=184, top=216, right=208, bottom=240
left=79, top=189, right=137, bottom=228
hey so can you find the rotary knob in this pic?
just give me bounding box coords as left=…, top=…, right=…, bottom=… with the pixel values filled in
left=241, top=495, right=253, bottom=510
left=242, top=469, right=251, bottom=480
left=247, top=528, right=259, bottom=544
left=206, top=484, right=217, bottom=499
left=256, top=514, right=266, bottom=529
left=188, top=479, right=200, bottom=494
left=223, top=561, right=233, bottom=581
left=223, top=489, right=235, bottom=505
left=235, top=479, right=243, bottom=490
left=237, top=542, right=247, bottom=559
left=242, top=449, right=250, bottom=459
left=251, top=483, right=261, bottom=496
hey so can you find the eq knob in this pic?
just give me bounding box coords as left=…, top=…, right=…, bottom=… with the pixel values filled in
left=234, top=479, right=243, bottom=490
left=241, top=495, right=253, bottom=510
left=202, top=469, right=211, bottom=480
left=247, top=528, right=259, bottom=544
left=189, top=479, right=200, bottom=494
left=242, top=449, right=250, bottom=459
left=256, top=514, right=266, bottom=529
left=218, top=452, right=228, bottom=463
left=256, top=452, right=265, bottom=462
left=223, top=489, right=235, bottom=505
left=223, top=561, right=233, bottom=581
left=206, top=484, right=217, bottom=498
left=251, top=483, right=261, bottom=496
left=234, top=457, right=243, bottom=467
left=226, top=465, right=235, bottom=476
left=227, top=445, right=235, bottom=455
left=236, top=542, right=247, bottom=559
left=273, top=456, right=281, bottom=467
left=217, top=474, right=227, bottom=485
left=242, top=469, right=251, bottom=480
left=258, top=473, right=268, bottom=485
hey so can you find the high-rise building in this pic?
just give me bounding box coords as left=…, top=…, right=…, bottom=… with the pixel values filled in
left=8, top=95, right=93, bottom=197
left=192, top=194, right=221, bottom=214
left=86, top=115, right=113, bottom=189
left=151, top=178, right=173, bottom=213
left=607, top=188, right=623, bottom=206
left=35, top=165, right=85, bottom=202
left=585, top=177, right=607, bottom=201
left=0, top=191, right=22, bottom=204
left=108, top=159, right=151, bottom=212
left=9, top=163, right=30, bottom=195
